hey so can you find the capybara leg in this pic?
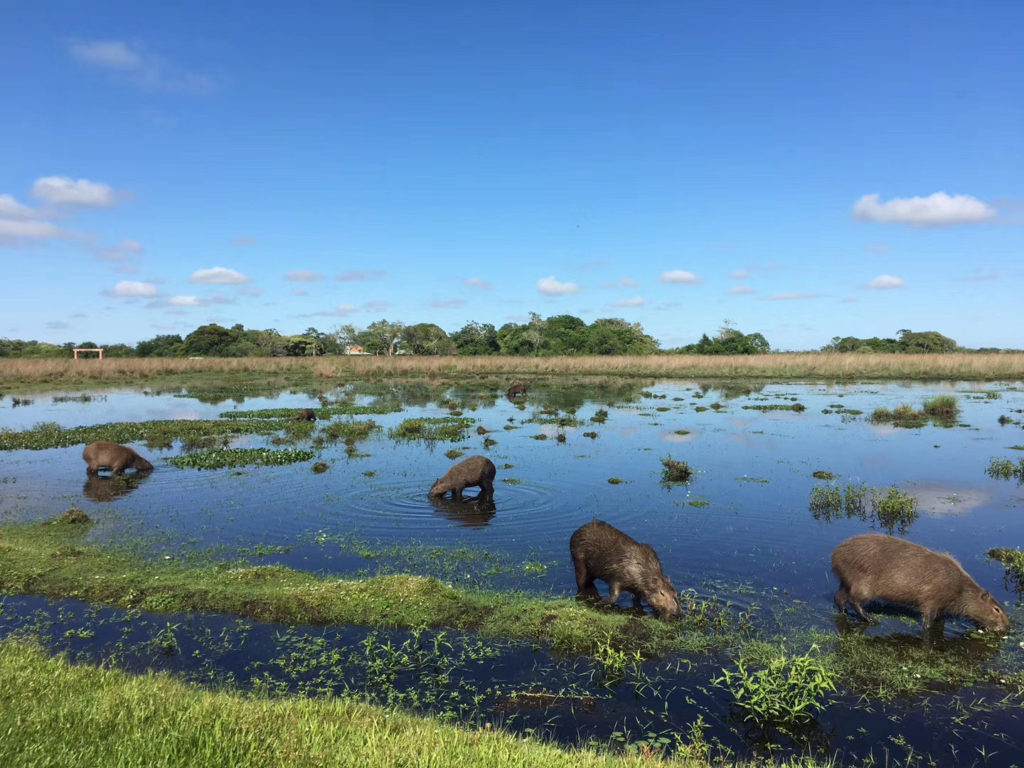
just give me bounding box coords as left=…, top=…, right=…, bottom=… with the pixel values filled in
left=479, top=477, right=494, bottom=500
left=920, top=608, right=939, bottom=633
left=572, top=555, right=591, bottom=594
left=453, top=487, right=463, bottom=501
left=605, top=581, right=622, bottom=605
left=629, top=591, right=643, bottom=609
left=834, top=586, right=849, bottom=613
left=848, top=599, right=871, bottom=622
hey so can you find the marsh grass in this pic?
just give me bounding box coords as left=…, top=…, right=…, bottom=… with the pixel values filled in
left=661, top=457, right=693, bottom=483
left=985, top=457, right=1024, bottom=481
left=0, top=418, right=292, bottom=451
left=0, top=520, right=745, bottom=658
left=872, top=395, right=960, bottom=428
left=810, top=484, right=921, bottom=533
left=2, top=639, right=770, bottom=768
left=6, top=353, right=1024, bottom=392
left=388, top=417, right=474, bottom=443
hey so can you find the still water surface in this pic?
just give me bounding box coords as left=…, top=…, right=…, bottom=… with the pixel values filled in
left=2, top=378, right=1024, bottom=763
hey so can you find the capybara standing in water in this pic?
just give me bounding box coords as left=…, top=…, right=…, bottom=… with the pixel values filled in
left=506, top=382, right=527, bottom=397
left=570, top=520, right=682, bottom=619
left=429, top=455, right=496, bottom=501
left=82, top=441, right=154, bottom=475
left=295, top=408, right=317, bottom=421
left=832, top=533, right=1009, bottom=633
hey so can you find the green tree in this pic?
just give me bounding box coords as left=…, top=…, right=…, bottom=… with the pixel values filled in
left=450, top=322, right=499, bottom=355
left=403, top=323, right=451, bottom=355
left=182, top=324, right=235, bottom=357
left=136, top=334, right=184, bottom=357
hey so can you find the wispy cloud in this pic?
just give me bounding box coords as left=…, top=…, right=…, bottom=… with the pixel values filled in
left=728, top=269, right=749, bottom=280
left=285, top=270, right=325, bottom=282
left=612, top=296, right=645, bottom=308
left=94, top=238, right=143, bottom=262
left=167, top=295, right=202, bottom=306
left=0, top=194, right=36, bottom=219
left=32, top=176, right=117, bottom=208
left=300, top=300, right=389, bottom=318
left=336, top=270, right=386, bottom=282
left=466, top=277, right=491, bottom=289
left=68, top=39, right=222, bottom=95
left=231, top=235, right=255, bottom=247
left=766, top=292, right=822, bottom=301
left=865, top=274, right=906, bottom=290
left=853, top=192, right=995, bottom=227
left=430, top=298, right=466, bottom=308
left=103, top=280, right=158, bottom=298
left=728, top=285, right=756, bottom=295
left=538, top=275, right=580, bottom=296
left=189, top=266, right=250, bottom=284
left=659, top=270, right=699, bottom=284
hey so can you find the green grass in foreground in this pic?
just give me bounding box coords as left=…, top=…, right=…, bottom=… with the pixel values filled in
left=5, top=639, right=768, bottom=768
left=0, top=519, right=746, bottom=657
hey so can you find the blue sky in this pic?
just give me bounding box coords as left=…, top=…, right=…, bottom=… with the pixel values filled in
left=2, top=1, right=1021, bottom=350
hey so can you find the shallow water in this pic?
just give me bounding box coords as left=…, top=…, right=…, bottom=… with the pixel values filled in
left=3, top=378, right=1024, bottom=763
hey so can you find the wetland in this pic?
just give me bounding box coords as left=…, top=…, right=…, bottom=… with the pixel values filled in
left=3, top=373, right=1024, bottom=766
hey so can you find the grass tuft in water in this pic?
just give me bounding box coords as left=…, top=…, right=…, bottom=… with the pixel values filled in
left=660, top=457, right=692, bottom=483
left=985, top=456, right=1024, bottom=481
left=167, top=448, right=316, bottom=470
left=58, top=507, right=91, bottom=525
left=388, top=417, right=474, bottom=443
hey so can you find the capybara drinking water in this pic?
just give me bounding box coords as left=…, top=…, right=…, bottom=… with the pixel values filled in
left=831, top=533, right=1009, bottom=633
left=295, top=408, right=317, bottom=421
left=506, top=382, right=527, bottom=397
left=429, top=455, right=496, bottom=501
left=82, top=441, right=154, bottom=475
left=569, top=519, right=682, bottom=619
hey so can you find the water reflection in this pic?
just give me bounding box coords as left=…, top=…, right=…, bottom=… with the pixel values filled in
left=83, top=472, right=150, bottom=502
left=430, top=494, right=497, bottom=528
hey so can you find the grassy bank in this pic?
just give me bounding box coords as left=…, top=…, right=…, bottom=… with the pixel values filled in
left=2, top=352, right=1024, bottom=391
left=0, top=518, right=746, bottom=657
left=1, top=639, right=836, bottom=768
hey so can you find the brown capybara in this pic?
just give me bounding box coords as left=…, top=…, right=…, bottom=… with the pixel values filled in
left=506, top=382, right=527, bottom=397
left=82, top=441, right=154, bottom=475
left=832, top=533, right=1010, bottom=633
left=295, top=408, right=317, bottom=421
left=569, top=520, right=682, bottom=619
left=429, top=455, right=496, bottom=501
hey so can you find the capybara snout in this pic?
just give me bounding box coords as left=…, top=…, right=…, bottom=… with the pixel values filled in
left=570, top=519, right=682, bottom=619
left=832, top=533, right=1009, bottom=633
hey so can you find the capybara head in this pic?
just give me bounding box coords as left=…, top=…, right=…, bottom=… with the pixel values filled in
left=967, top=588, right=1011, bottom=632
left=646, top=577, right=683, bottom=619
left=296, top=408, right=317, bottom=421
left=133, top=455, right=154, bottom=472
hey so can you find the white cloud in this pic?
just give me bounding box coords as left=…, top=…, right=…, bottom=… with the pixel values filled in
left=69, top=40, right=142, bottom=70
left=466, top=277, right=491, bottom=289
left=32, top=176, right=116, bottom=207
left=659, top=270, right=699, bottom=284
left=69, top=39, right=221, bottom=95
left=0, top=218, right=62, bottom=239
left=767, top=292, right=822, bottom=301
left=95, top=238, right=143, bottom=262
left=285, top=270, right=325, bottom=282
left=537, top=275, right=580, bottom=296
left=729, top=269, right=749, bottom=280
left=336, top=270, right=386, bottom=282
left=866, top=274, right=906, bottom=290
left=189, top=266, right=250, bottom=284
left=852, top=192, right=995, bottom=227
left=0, top=194, right=35, bottom=219
left=612, top=296, right=645, bottom=307
left=106, top=280, right=157, bottom=297
left=168, top=295, right=202, bottom=306
left=728, top=285, right=756, bottom=295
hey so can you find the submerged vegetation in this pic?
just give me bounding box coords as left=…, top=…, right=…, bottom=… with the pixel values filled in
left=0, top=418, right=292, bottom=451
left=985, top=456, right=1024, bottom=482
left=809, top=484, right=918, bottom=534
left=388, top=417, right=475, bottom=443
left=660, top=457, right=693, bottom=484
left=871, top=395, right=960, bottom=428
left=167, top=448, right=317, bottom=470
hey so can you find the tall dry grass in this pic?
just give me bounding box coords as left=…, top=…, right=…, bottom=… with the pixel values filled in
left=2, top=353, right=1023, bottom=390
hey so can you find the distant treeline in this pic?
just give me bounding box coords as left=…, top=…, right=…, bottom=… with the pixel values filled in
left=0, top=317, right=1004, bottom=358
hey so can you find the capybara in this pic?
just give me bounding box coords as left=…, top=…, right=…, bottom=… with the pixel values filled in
left=429, top=455, right=496, bottom=501
left=506, top=382, right=527, bottom=397
left=82, top=441, right=154, bottom=475
left=295, top=408, right=317, bottom=421
left=832, top=533, right=1010, bottom=633
left=569, top=519, right=682, bottom=619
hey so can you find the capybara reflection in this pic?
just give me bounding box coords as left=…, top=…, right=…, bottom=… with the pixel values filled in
left=82, top=441, right=154, bottom=475
left=832, top=533, right=1010, bottom=633
left=428, top=455, right=496, bottom=501
left=295, top=408, right=317, bottom=421
left=83, top=473, right=145, bottom=502
left=506, top=382, right=527, bottom=398
left=569, top=520, right=682, bottom=619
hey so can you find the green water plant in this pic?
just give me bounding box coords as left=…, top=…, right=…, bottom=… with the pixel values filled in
left=987, top=547, right=1024, bottom=595
left=985, top=457, right=1024, bottom=481
left=660, top=457, right=692, bottom=483
left=388, top=417, right=473, bottom=443
left=870, top=486, right=918, bottom=534
left=713, top=646, right=836, bottom=732
left=167, top=448, right=316, bottom=470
